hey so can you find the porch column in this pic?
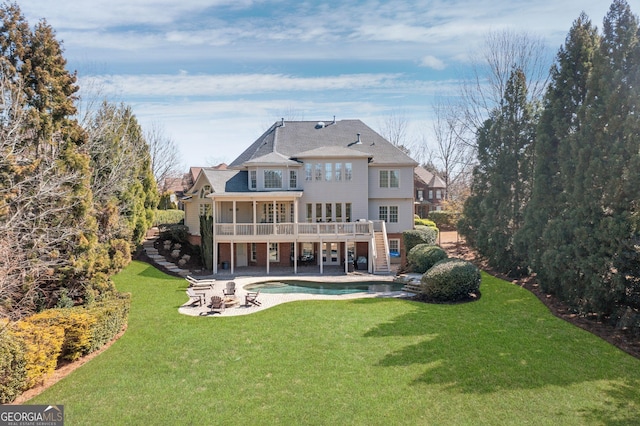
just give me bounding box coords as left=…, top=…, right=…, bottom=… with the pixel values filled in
left=266, top=239, right=270, bottom=275
left=232, top=200, right=237, bottom=235
left=344, top=239, right=348, bottom=274
left=319, top=237, right=323, bottom=275
left=230, top=241, right=234, bottom=274
left=293, top=242, right=298, bottom=274
left=273, top=200, right=277, bottom=235
left=212, top=199, right=217, bottom=274
left=253, top=200, right=257, bottom=236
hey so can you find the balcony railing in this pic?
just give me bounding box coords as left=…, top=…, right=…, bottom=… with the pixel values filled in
left=215, top=221, right=373, bottom=237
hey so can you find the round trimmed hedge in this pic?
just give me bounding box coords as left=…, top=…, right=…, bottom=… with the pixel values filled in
left=420, top=258, right=481, bottom=302
left=403, top=227, right=438, bottom=253
left=407, top=244, right=448, bottom=273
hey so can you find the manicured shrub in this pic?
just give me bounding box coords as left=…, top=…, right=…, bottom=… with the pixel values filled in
left=414, top=217, right=438, bottom=228
left=0, top=326, right=27, bottom=403
left=420, top=258, right=481, bottom=302
left=158, top=223, right=189, bottom=244
left=403, top=227, right=438, bottom=253
left=407, top=244, right=448, bottom=273
left=155, top=209, right=185, bottom=226
left=84, top=294, right=130, bottom=353
left=25, top=309, right=96, bottom=362
left=10, top=320, right=64, bottom=388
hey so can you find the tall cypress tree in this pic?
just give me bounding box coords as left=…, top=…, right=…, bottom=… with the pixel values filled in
left=567, top=0, right=640, bottom=316
left=460, top=68, right=536, bottom=276
left=517, top=14, right=599, bottom=296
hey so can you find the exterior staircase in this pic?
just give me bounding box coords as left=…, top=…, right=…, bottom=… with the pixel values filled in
left=373, top=230, right=391, bottom=274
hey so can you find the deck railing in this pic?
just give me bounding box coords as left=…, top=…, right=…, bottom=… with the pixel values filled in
left=215, top=221, right=373, bottom=237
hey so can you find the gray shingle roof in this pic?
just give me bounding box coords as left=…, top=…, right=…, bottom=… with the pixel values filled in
left=201, top=169, right=250, bottom=193
left=414, top=166, right=447, bottom=188
left=229, top=119, right=417, bottom=168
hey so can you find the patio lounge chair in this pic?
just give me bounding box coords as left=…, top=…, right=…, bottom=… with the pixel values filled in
left=208, top=296, right=226, bottom=314
left=245, top=291, right=261, bottom=307
left=186, top=288, right=205, bottom=306
left=223, top=281, right=236, bottom=296
left=186, top=275, right=215, bottom=290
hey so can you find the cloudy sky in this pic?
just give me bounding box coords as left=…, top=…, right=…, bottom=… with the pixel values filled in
left=22, top=0, right=629, bottom=168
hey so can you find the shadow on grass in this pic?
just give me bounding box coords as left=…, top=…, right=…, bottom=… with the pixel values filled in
left=580, top=379, right=640, bottom=425
left=137, top=263, right=181, bottom=280
left=358, top=297, right=640, bottom=405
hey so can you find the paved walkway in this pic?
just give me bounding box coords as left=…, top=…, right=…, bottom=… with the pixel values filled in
left=179, top=274, right=418, bottom=317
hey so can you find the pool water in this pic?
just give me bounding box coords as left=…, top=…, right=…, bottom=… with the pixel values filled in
left=244, top=280, right=404, bottom=295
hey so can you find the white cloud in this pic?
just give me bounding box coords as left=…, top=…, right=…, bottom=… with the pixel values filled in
left=419, top=55, right=446, bottom=70
left=80, top=73, right=409, bottom=97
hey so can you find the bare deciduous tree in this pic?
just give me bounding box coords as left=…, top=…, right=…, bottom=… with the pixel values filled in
left=378, top=110, right=414, bottom=157
left=458, top=29, right=552, bottom=147
left=146, top=122, right=182, bottom=193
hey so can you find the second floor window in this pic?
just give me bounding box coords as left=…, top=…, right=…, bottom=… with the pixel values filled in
left=249, top=170, right=257, bottom=189
left=325, top=163, right=332, bottom=181
left=315, top=163, right=322, bottom=181
left=289, top=170, right=297, bottom=189
left=379, top=205, right=398, bottom=223
left=417, top=189, right=423, bottom=200
left=305, top=163, right=312, bottom=181
left=264, top=170, right=282, bottom=188
left=379, top=170, right=399, bottom=188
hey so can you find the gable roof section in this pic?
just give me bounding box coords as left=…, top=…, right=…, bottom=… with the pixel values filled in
left=201, top=169, right=250, bottom=193
left=414, top=166, right=447, bottom=188
left=229, top=119, right=417, bottom=168
left=243, top=151, right=301, bottom=166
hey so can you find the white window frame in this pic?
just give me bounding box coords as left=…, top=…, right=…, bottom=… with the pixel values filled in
left=389, top=239, right=400, bottom=257
left=249, top=170, right=257, bottom=190
left=269, top=243, right=279, bottom=262
left=379, top=169, right=399, bottom=188
left=264, top=170, right=283, bottom=189
left=251, top=243, right=257, bottom=262
left=305, top=163, right=312, bottom=181
left=289, top=170, right=297, bottom=189
left=335, top=163, right=342, bottom=181
left=345, top=163, right=352, bottom=181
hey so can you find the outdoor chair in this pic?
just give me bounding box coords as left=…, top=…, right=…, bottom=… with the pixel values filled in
left=245, top=291, right=261, bottom=307
left=223, top=281, right=236, bottom=296
left=186, top=275, right=215, bottom=290
left=186, top=287, right=205, bottom=306
left=208, top=296, right=226, bottom=314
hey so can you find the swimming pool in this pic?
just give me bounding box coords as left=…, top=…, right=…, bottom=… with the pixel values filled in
left=244, top=280, right=404, bottom=295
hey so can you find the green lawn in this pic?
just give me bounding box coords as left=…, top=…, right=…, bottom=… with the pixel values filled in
left=30, top=261, right=640, bottom=425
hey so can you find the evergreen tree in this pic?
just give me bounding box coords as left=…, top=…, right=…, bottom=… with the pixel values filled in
left=87, top=102, right=158, bottom=265
left=0, top=3, right=99, bottom=317
left=460, top=68, right=536, bottom=276
left=566, top=0, right=640, bottom=316
left=517, top=14, right=599, bottom=296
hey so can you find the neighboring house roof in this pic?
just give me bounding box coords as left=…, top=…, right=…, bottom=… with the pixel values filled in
left=414, top=166, right=447, bottom=188
left=229, top=119, right=417, bottom=168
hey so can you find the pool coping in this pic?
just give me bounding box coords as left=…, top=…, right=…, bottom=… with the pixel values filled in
left=179, top=274, right=419, bottom=317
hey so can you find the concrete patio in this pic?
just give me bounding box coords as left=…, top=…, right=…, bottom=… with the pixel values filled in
left=179, top=272, right=416, bottom=317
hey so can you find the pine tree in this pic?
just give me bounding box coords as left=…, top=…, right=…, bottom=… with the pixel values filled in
left=568, top=0, right=640, bottom=316
left=460, top=68, right=536, bottom=276
left=517, top=14, right=599, bottom=296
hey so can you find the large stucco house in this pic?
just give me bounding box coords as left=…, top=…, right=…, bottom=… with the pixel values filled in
left=182, top=119, right=418, bottom=275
